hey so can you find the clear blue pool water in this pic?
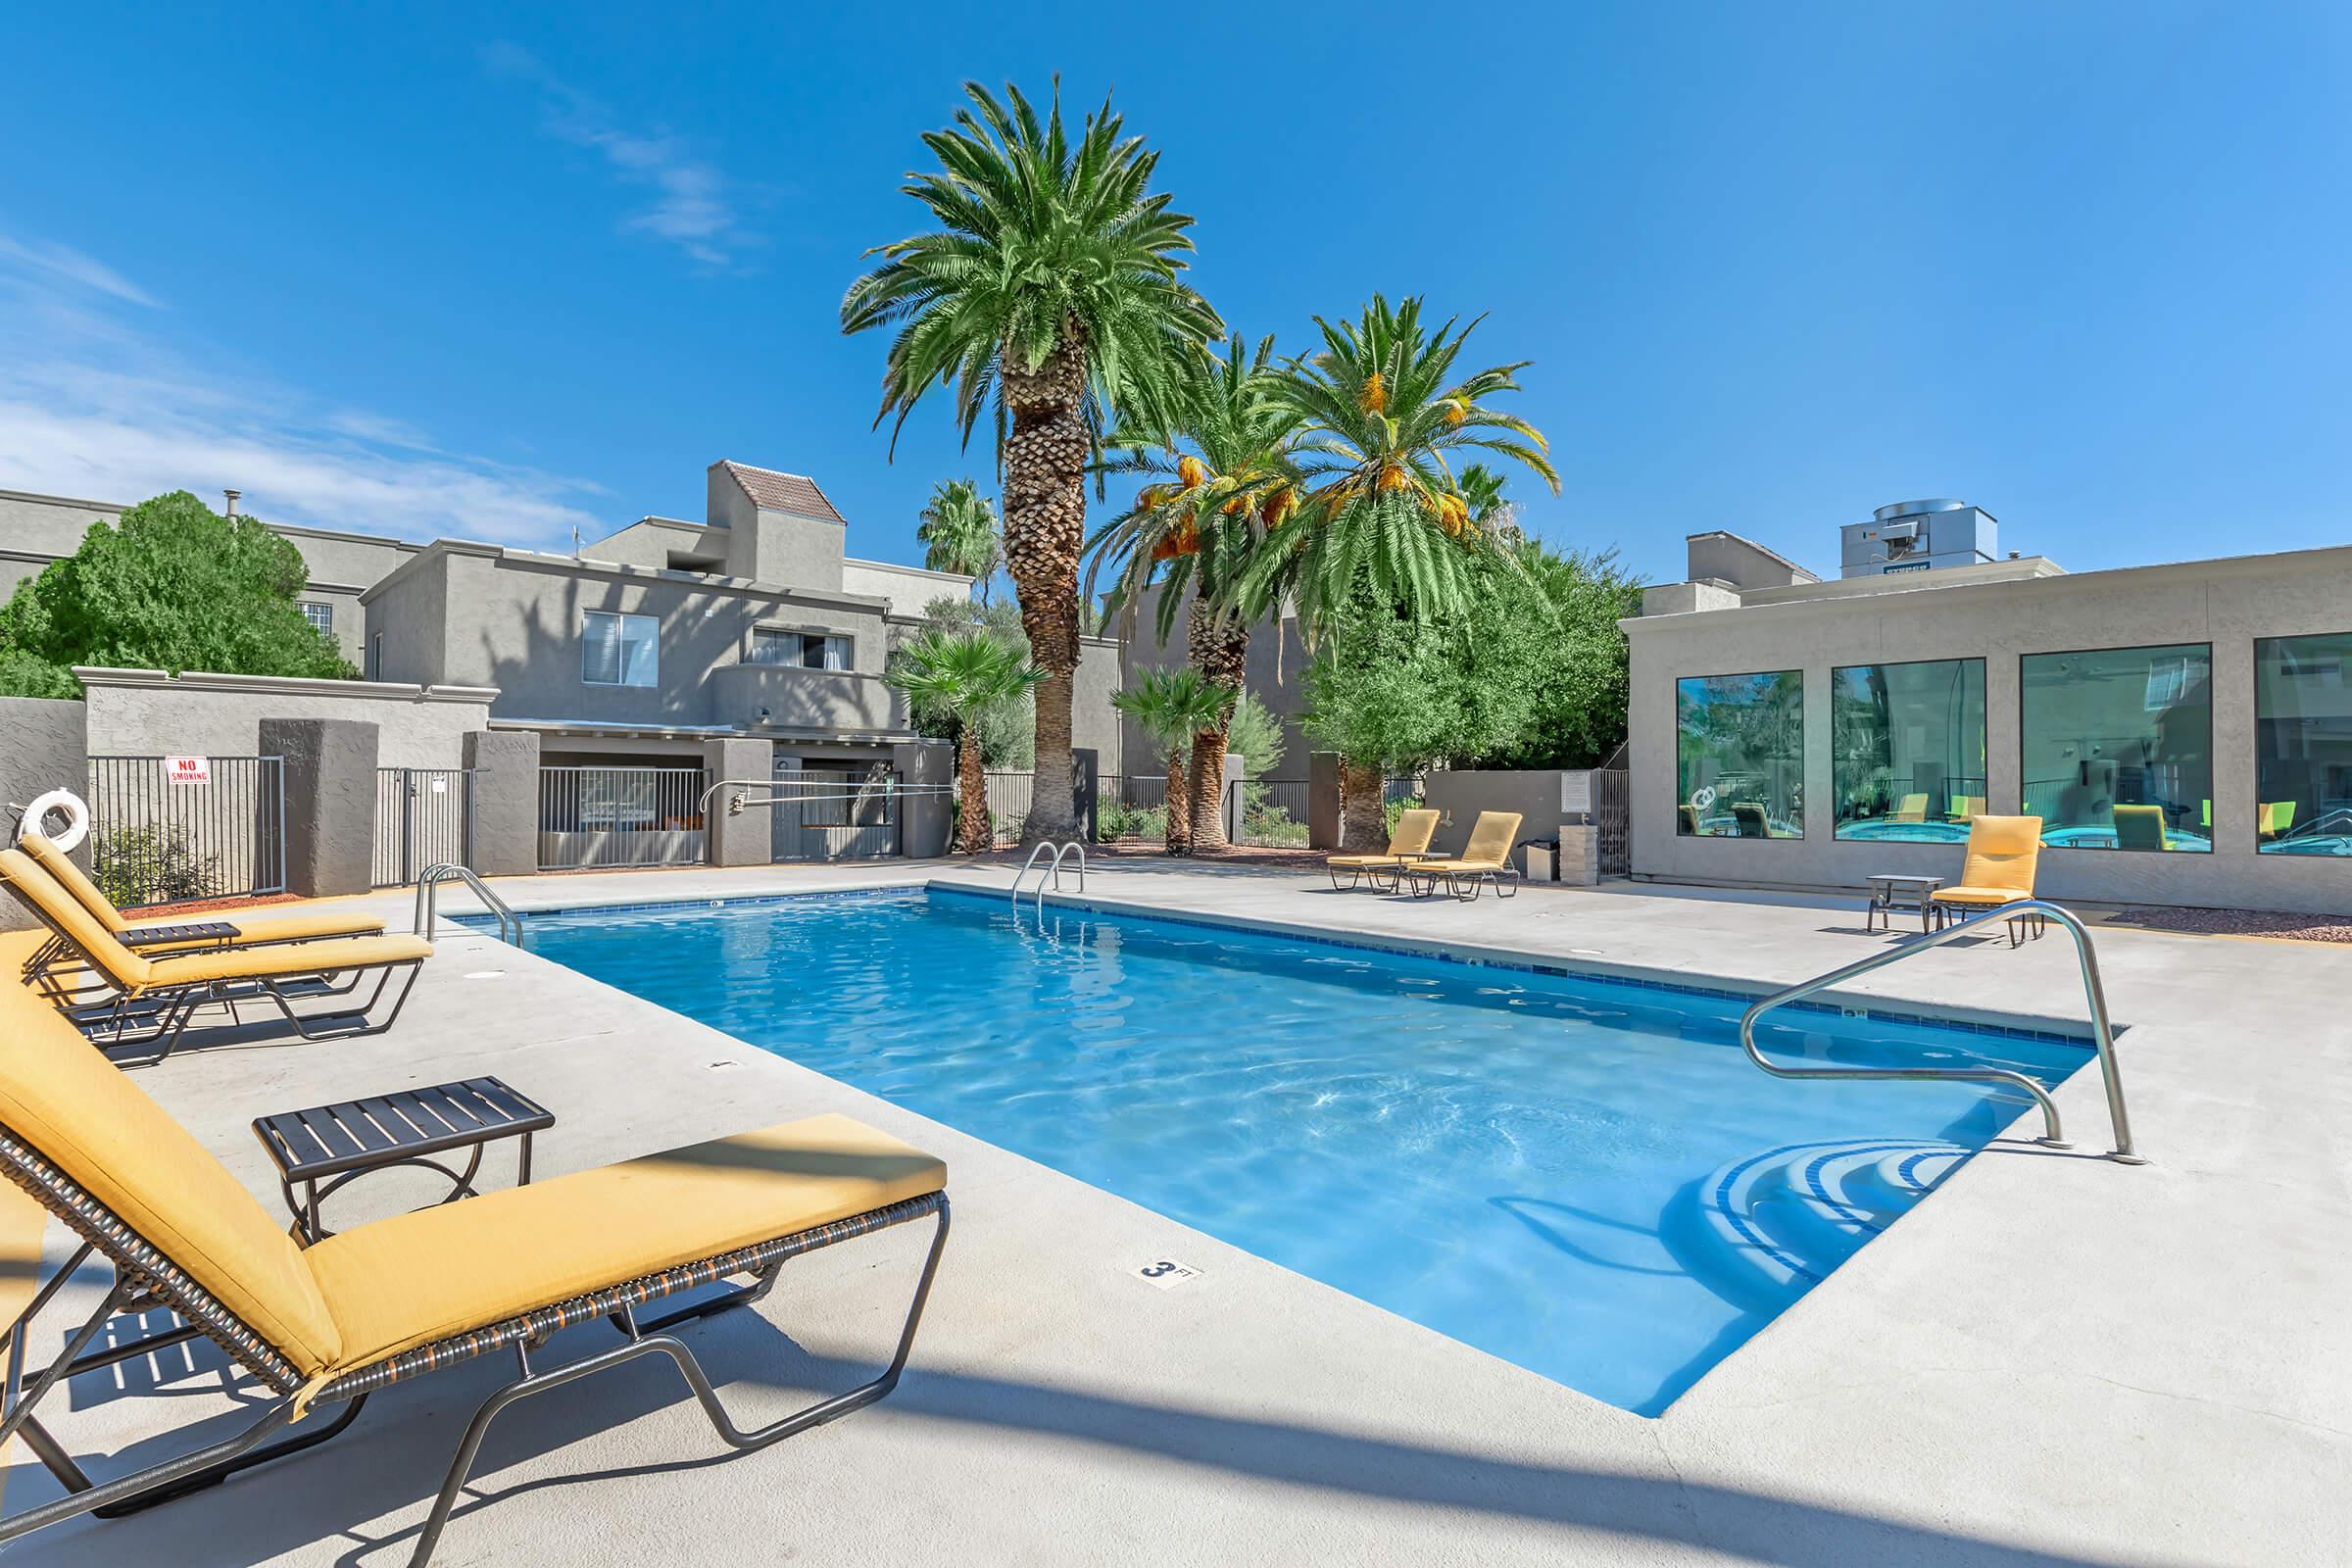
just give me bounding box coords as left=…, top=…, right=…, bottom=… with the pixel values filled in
left=494, top=889, right=2087, bottom=1414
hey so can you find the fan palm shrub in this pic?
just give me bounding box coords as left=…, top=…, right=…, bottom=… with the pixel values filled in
left=885, top=628, right=1048, bottom=854
left=1111, top=667, right=1234, bottom=855
left=845, top=79, right=1220, bottom=841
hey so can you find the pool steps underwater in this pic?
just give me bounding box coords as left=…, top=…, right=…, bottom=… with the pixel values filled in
left=1676, top=1139, right=1968, bottom=1315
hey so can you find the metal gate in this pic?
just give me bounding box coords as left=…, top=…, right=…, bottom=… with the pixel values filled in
left=771, top=766, right=901, bottom=861
left=374, top=768, right=476, bottom=886
left=84, top=755, right=286, bottom=908
left=537, top=766, right=707, bottom=869
left=1595, top=766, right=1630, bottom=875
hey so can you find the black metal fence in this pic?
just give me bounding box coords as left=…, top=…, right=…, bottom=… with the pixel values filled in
left=537, top=766, right=708, bottom=869
left=1595, top=766, right=1630, bottom=875
left=771, top=767, right=900, bottom=861
left=84, top=755, right=286, bottom=907
left=373, top=768, right=475, bottom=886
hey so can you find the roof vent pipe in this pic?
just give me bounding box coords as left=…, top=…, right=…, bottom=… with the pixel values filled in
left=222, top=489, right=241, bottom=518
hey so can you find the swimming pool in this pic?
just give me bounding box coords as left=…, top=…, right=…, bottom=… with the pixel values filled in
left=495, top=889, right=2087, bottom=1415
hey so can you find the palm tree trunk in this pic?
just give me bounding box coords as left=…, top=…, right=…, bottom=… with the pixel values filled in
left=956, top=725, right=993, bottom=855
left=1185, top=605, right=1250, bottom=849
left=1001, top=318, right=1090, bottom=842
left=1340, top=760, right=1388, bottom=853
left=1164, top=745, right=1192, bottom=854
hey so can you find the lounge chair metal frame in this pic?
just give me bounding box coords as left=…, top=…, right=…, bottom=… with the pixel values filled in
left=4, top=878, right=420, bottom=1064
left=0, top=1123, right=951, bottom=1567
left=1401, top=861, right=1522, bottom=903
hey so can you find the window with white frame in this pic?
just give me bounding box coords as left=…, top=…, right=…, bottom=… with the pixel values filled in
left=300, top=601, right=333, bottom=636
left=582, top=611, right=659, bottom=687
left=749, top=627, right=854, bottom=671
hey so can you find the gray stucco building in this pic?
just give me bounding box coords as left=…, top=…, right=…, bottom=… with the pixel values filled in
left=1627, top=507, right=2352, bottom=914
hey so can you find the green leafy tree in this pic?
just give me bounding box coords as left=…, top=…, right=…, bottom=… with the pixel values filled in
left=1224, top=691, right=1287, bottom=779
left=1089, top=333, right=1303, bottom=847
left=1111, top=667, right=1232, bottom=855
left=893, top=596, right=1036, bottom=768
left=1302, top=541, right=1640, bottom=809
left=844, top=79, right=1222, bottom=842
left=885, top=628, right=1049, bottom=855
left=0, top=491, right=353, bottom=697
left=916, top=478, right=1004, bottom=602
left=1235, top=297, right=1559, bottom=846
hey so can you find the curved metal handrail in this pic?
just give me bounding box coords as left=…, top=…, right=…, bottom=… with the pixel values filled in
left=1009, top=840, right=1088, bottom=911
left=413, top=863, right=521, bottom=946
left=1738, top=899, right=2142, bottom=1164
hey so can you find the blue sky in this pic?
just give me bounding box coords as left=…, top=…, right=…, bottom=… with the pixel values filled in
left=3, top=3, right=2346, bottom=586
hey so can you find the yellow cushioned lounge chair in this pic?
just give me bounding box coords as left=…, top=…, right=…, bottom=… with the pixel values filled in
left=1948, top=794, right=1986, bottom=822
left=1324, top=808, right=1440, bottom=891
left=1890, top=792, right=1930, bottom=824
left=2111, top=803, right=2167, bottom=852
left=0, top=962, right=949, bottom=1566
left=1401, top=810, right=1525, bottom=902
left=17, top=828, right=386, bottom=989
left=2260, top=801, right=2298, bottom=841
left=1927, top=814, right=2046, bottom=945
left=0, top=849, right=430, bottom=1062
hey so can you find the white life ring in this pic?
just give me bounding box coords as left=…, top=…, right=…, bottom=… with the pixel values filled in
left=19, top=789, right=89, bottom=855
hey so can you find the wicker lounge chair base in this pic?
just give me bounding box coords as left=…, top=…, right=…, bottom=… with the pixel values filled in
left=0, top=1121, right=949, bottom=1568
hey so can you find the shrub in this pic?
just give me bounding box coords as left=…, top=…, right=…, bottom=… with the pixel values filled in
left=92, top=823, right=219, bottom=908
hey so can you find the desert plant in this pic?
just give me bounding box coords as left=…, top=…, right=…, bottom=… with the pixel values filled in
left=91, top=823, right=219, bottom=908
left=886, top=628, right=1049, bottom=855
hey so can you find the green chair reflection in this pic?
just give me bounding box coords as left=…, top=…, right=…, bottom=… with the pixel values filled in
left=2260, top=802, right=2298, bottom=841
left=1948, top=794, right=1985, bottom=822
left=1891, top=793, right=1929, bottom=824
left=2112, top=804, right=2167, bottom=851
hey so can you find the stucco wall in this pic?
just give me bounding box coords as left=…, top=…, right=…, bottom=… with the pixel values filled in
left=841, top=558, right=973, bottom=615
left=0, top=697, right=88, bottom=932
left=1113, top=586, right=1310, bottom=782
left=363, top=547, right=891, bottom=728
left=79, top=668, right=495, bottom=768
left=1072, top=633, right=1126, bottom=779
left=1625, top=544, right=2352, bottom=913
left=1420, top=769, right=1577, bottom=859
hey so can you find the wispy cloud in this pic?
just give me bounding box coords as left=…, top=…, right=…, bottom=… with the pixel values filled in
left=483, top=42, right=759, bottom=270
left=0, top=231, right=606, bottom=546
left=0, top=234, right=159, bottom=308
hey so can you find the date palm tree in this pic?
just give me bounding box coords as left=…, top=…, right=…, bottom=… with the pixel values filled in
left=886, top=627, right=1048, bottom=855
left=1088, top=333, right=1302, bottom=846
left=1241, top=295, right=1560, bottom=848
left=1110, top=667, right=1234, bottom=855
left=916, top=478, right=1004, bottom=602
left=844, top=79, right=1221, bottom=841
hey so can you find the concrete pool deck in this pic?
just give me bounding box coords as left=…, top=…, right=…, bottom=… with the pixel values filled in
left=7, top=861, right=2344, bottom=1566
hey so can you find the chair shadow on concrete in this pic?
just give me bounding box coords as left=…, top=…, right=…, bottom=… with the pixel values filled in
left=5, top=1240, right=2164, bottom=1568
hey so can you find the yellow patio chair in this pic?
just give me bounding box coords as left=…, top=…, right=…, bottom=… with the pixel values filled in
left=1890, top=793, right=1930, bottom=823
left=2260, top=802, right=2298, bottom=840
left=0, top=848, right=430, bottom=1062
left=1325, top=808, right=1440, bottom=891
left=1928, top=814, right=2046, bottom=945
left=1401, top=810, right=1525, bottom=902
left=1948, top=795, right=1985, bottom=822
left=16, top=828, right=386, bottom=990
left=0, top=960, right=949, bottom=1566
left=2111, top=804, right=2167, bottom=851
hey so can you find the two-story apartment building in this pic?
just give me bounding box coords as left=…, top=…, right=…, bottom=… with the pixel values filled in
left=2, top=461, right=1132, bottom=791
left=361, top=462, right=968, bottom=773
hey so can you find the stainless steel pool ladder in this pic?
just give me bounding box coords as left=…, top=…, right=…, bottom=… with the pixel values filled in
left=1738, top=899, right=2142, bottom=1164
left=1010, top=840, right=1087, bottom=912
left=413, top=862, right=522, bottom=945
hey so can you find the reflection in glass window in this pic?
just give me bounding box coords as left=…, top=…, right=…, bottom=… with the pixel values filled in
left=581, top=611, right=659, bottom=687
left=1676, top=672, right=1804, bottom=838
left=2020, top=644, right=2211, bottom=852
left=1832, top=660, right=1986, bottom=843
left=2256, top=633, right=2352, bottom=856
